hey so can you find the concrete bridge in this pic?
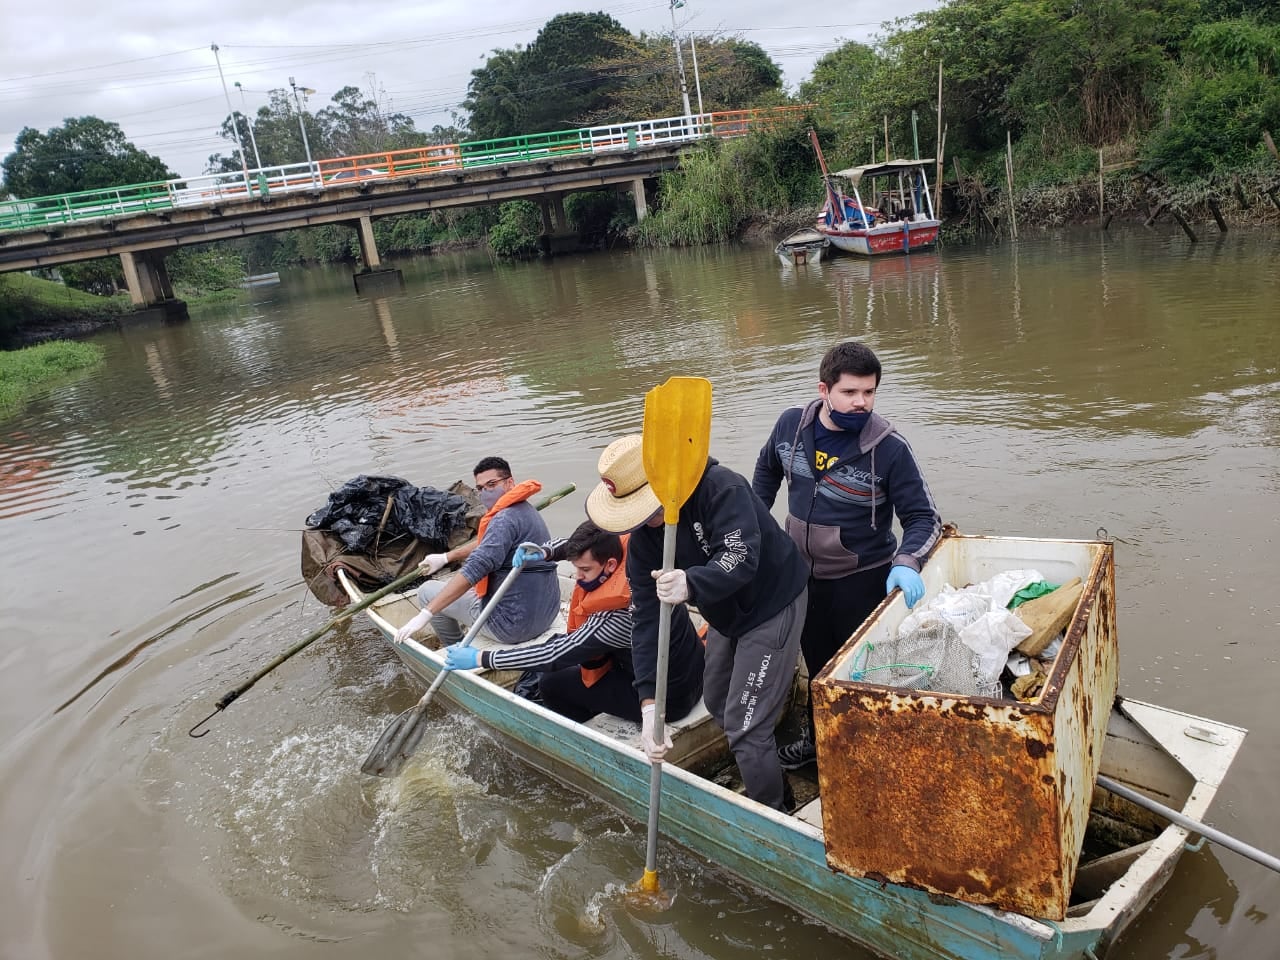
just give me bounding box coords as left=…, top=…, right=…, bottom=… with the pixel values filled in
left=0, top=107, right=808, bottom=309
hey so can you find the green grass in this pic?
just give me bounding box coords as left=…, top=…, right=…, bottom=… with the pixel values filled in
left=4, top=272, right=128, bottom=312
left=0, top=339, right=105, bottom=419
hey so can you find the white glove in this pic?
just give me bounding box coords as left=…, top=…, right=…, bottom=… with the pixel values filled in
left=652, top=569, right=689, bottom=605
left=640, top=703, right=672, bottom=762
left=419, top=553, right=449, bottom=575
left=394, top=609, right=433, bottom=644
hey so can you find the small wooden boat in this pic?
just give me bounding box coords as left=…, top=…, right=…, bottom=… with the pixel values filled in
left=809, top=130, right=941, bottom=257
left=775, top=228, right=829, bottom=266
left=341, top=532, right=1247, bottom=960
left=238, top=272, right=280, bottom=288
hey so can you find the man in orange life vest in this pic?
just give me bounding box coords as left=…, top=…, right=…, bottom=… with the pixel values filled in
left=394, top=456, right=560, bottom=647
left=438, top=519, right=703, bottom=726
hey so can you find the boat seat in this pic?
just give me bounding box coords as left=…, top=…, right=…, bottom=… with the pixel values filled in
left=581, top=697, right=713, bottom=750
left=795, top=796, right=824, bottom=829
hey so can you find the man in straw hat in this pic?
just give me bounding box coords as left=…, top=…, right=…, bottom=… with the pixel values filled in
left=587, top=434, right=808, bottom=812
left=753, top=340, right=941, bottom=770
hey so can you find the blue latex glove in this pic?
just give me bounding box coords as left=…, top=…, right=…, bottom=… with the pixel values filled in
left=443, top=644, right=481, bottom=671
left=512, top=544, right=545, bottom=568
left=886, top=565, right=926, bottom=608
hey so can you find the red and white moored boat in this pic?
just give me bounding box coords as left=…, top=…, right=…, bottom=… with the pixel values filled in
left=809, top=131, right=940, bottom=257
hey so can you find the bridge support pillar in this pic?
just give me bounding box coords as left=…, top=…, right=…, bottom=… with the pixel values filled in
left=120, top=250, right=177, bottom=306
left=631, top=177, right=649, bottom=222
left=352, top=214, right=404, bottom=294
left=538, top=192, right=579, bottom=255
left=356, top=215, right=382, bottom=269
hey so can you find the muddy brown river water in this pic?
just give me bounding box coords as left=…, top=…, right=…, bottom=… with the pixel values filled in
left=1, top=228, right=1277, bottom=959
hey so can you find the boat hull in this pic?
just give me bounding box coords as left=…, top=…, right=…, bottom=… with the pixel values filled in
left=820, top=219, right=940, bottom=256
left=341, top=565, right=1245, bottom=960
left=775, top=243, right=826, bottom=266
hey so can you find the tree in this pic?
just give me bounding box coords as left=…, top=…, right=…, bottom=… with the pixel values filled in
left=800, top=42, right=881, bottom=109
left=3, top=117, right=174, bottom=198
left=319, top=82, right=421, bottom=155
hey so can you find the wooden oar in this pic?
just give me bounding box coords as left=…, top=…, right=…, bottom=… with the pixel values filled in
left=360, top=546, right=536, bottom=778
left=187, top=483, right=575, bottom=737
left=637, top=376, right=713, bottom=896
left=1096, top=775, right=1280, bottom=874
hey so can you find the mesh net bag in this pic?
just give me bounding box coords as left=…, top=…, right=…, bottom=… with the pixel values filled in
left=848, top=612, right=981, bottom=697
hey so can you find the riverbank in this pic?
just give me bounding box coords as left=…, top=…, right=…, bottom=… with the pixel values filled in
left=0, top=274, right=127, bottom=349
left=0, top=339, right=105, bottom=419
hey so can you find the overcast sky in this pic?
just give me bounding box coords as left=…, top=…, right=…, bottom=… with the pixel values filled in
left=2, top=0, right=938, bottom=184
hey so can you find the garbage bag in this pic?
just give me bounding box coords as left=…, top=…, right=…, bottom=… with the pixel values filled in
left=305, top=475, right=475, bottom=552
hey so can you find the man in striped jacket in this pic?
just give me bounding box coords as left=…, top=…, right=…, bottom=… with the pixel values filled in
left=441, top=520, right=704, bottom=725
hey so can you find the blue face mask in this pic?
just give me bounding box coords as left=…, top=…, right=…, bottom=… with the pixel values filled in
left=479, top=486, right=504, bottom=510
left=578, top=564, right=616, bottom=592
left=827, top=404, right=871, bottom=433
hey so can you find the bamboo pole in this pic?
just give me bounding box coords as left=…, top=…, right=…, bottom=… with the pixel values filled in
left=1005, top=130, right=1018, bottom=241
left=934, top=124, right=947, bottom=217
left=884, top=115, right=891, bottom=162
left=935, top=61, right=944, bottom=216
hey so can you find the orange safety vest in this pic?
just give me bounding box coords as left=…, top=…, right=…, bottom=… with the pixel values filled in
left=567, top=535, right=630, bottom=687
left=472, top=479, right=543, bottom=598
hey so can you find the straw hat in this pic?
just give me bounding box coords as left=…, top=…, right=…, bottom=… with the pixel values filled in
left=585, top=434, right=661, bottom=533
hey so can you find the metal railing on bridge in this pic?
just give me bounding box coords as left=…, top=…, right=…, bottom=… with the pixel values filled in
left=0, top=106, right=811, bottom=234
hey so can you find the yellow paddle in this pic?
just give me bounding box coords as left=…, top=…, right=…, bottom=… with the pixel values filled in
left=638, top=376, right=713, bottom=895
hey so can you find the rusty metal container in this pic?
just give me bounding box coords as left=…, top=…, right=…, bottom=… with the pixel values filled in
left=811, top=533, right=1118, bottom=920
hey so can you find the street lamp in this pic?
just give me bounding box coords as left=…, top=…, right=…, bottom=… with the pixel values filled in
left=668, top=0, right=692, bottom=121
left=211, top=44, right=251, bottom=191
left=289, top=76, right=317, bottom=184
left=234, top=81, right=263, bottom=170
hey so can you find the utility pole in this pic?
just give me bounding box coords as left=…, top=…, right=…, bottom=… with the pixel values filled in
left=669, top=0, right=692, bottom=121
left=211, top=44, right=251, bottom=192
left=289, top=77, right=317, bottom=185
left=689, top=36, right=704, bottom=118
left=234, top=81, right=263, bottom=169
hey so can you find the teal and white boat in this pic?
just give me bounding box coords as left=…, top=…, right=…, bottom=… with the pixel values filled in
left=339, top=532, right=1247, bottom=960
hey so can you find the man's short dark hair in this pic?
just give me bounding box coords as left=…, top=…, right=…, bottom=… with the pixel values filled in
left=564, top=519, right=623, bottom=565
left=473, top=456, right=511, bottom=478
left=820, top=340, right=882, bottom=387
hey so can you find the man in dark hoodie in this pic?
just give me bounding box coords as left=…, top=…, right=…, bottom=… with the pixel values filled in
left=753, top=341, right=942, bottom=769
left=587, top=433, right=807, bottom=812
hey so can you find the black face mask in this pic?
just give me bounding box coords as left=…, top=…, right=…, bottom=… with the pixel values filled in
left=578, top=564, right=616, bottom=592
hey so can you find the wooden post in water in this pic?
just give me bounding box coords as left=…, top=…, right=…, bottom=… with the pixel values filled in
left=1098, top=148, right=1105, bottom=224
left=884, top=116, right=891, bottom=162
left=1170, top=207, right=1198, bottom=242
left=1005, top=130, right=1018, bottom=241
left=935, top=62, right=944, bottom=215
left=1143, top=202, right=1168, bottom=227
left=1233, top=175, right=1251, bottom=209
left=1207, top=198, right=1228, bottom=232
left=935, top=124, right=947, bottom=216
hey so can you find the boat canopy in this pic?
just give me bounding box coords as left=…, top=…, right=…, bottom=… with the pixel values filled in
left=832, top=159, right=935, bottom=184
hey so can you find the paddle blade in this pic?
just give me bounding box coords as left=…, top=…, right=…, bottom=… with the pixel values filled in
left=642, top=377, right=712, bottom=523
left=361, top=703, right=429, bottom=777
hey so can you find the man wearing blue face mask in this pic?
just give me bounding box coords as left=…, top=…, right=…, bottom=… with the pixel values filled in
left=394, top=456, right=560, bottom=648
left=753, top=341, right=942, bottom=770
